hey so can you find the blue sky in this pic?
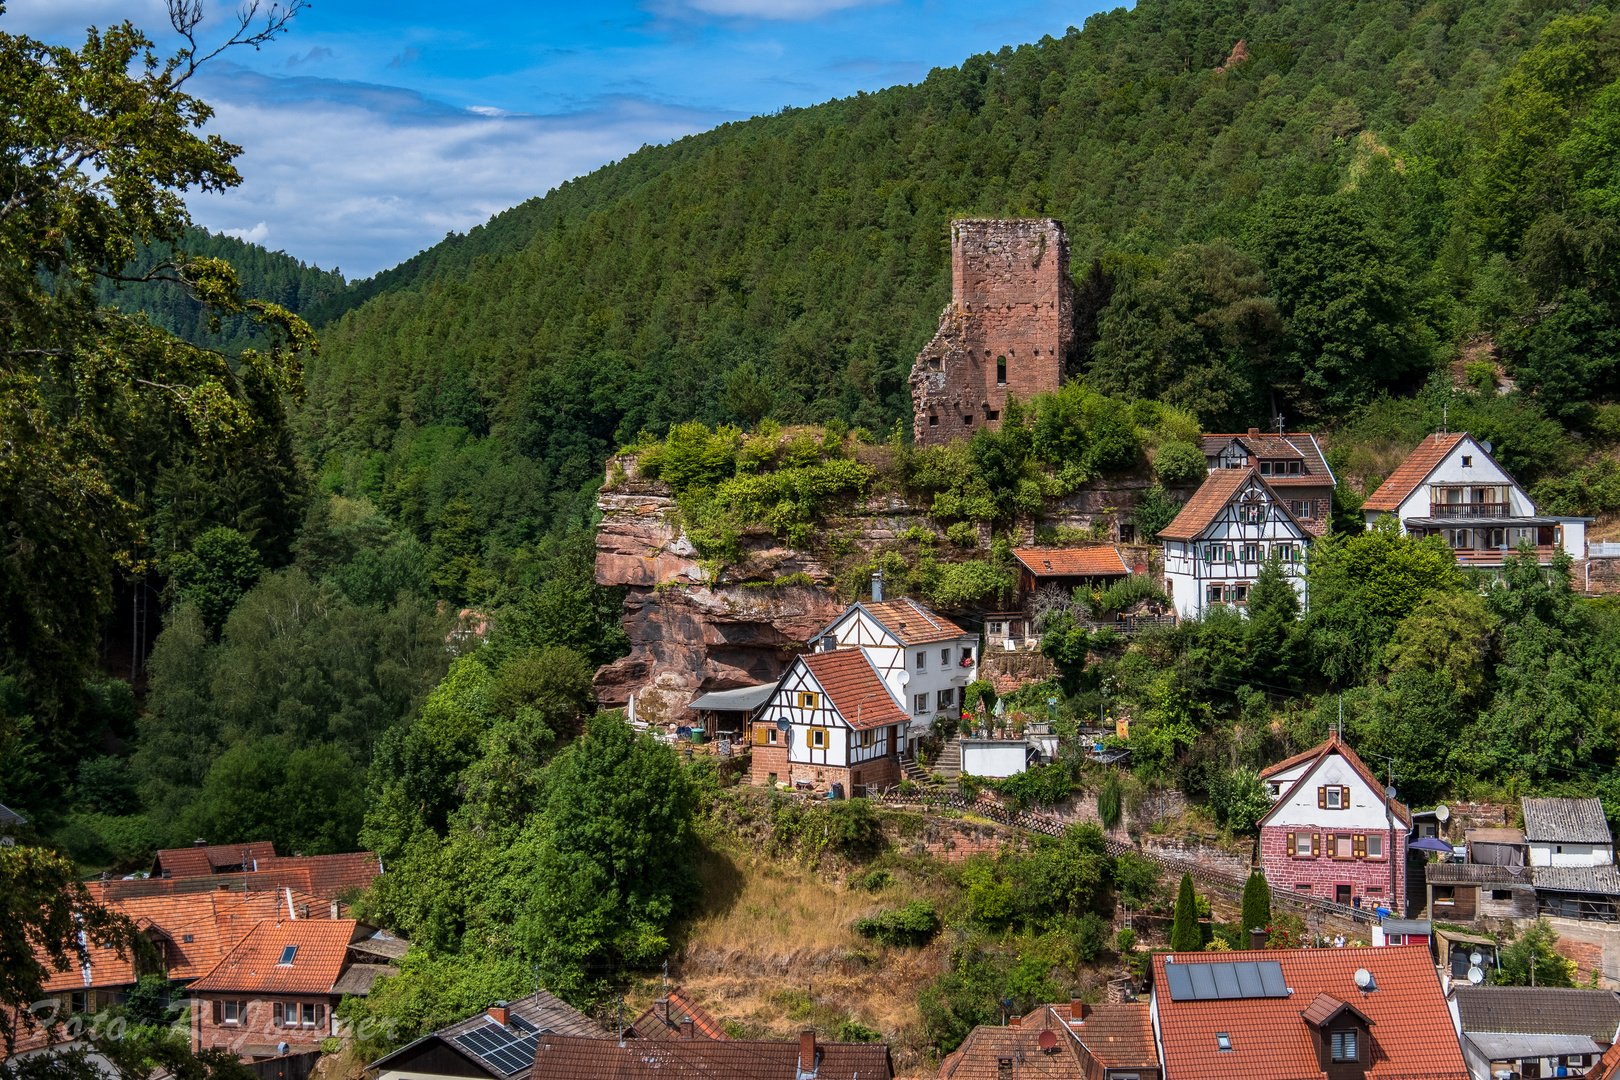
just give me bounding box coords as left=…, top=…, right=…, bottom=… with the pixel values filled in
left=8, top=0, right=1110, bottom=277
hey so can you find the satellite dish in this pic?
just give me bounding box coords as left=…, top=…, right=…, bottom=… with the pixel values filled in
left=776, top=717, right=791, bottom=731
left=1353, top=969, right=1376, bottom=991
left=1482, top=441, right=1493, bottom=454
left=1470, top=951, right=1485, bottom=967
left=1436, top=804, right=1451, bottom=823
left=1037, top=1031, right=1058, bottom=1052
left=277, top=1042, right=290, bottom=1056
left=1467, top=966, right=1485, bottom=985
left=1385, top=785, right=1398, bottom=799
left=896, top=670, right=910, bottom=687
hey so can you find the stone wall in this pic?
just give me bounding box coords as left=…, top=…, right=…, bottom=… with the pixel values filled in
left=1583, top=556, right=1620, bottom=596
left=909, top=219, right=1073, bottom=447
left=1259, top=825, right=1407, bottom=911
left=1142, top=834, right=1252, bottom=880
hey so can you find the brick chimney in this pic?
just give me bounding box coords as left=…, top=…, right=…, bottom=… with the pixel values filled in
left=1070, top=1000, right=1090, bottom=1020
left=1248, top=427, right=1260, bottom=437
left=799, top=1030, right=816, bottom=1073
left=679, top=1016, right=694, bottom=1040
left=488, top=1002, right=509, bottom=1026
left=1250, top=928, right=1268, bottom=950
left=1009, top=1016, right=1021, bottom=1028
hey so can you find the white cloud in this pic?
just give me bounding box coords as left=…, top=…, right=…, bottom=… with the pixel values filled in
left=183, top=68, right=734, bottom=276
left=224, top=221, right=270, bottom=243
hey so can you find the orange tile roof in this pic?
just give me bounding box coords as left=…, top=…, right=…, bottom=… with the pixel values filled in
left=152, top=842, right=278, bottom=878
left=1151, top=947, right=1468, bottom=1080
left=1361, top=432, right=1468, bottom=513
left=802, top=650, right=908, bottom=731
left=1259, top=732, right=1411, bottom=827
left=938, top=1025, right=1089, bottom=1080
left=1592, top=1039, right=1620, bottom=1080
left=188, top=919, right=362, bottom=995
left=1159, top=468, right=1274, bottom=540
left=1011, top=547, right=1130, bottom=578
left=1200, top=432, right=1336, bottom=488
left=861, top=599, right=970, bottom=645
left=630, top=987, right=729, bottom=1040
left=1040, top=1003, right=1158, bottom=1071
left=103, top=852, right=381, bottom=902
left=1258, top=744, right=1324, bottom=780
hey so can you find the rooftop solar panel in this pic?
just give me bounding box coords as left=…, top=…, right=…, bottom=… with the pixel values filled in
left=1163, top=960, right=1291, bottom=1001
left=454, top=1024, right=539, bottom=1076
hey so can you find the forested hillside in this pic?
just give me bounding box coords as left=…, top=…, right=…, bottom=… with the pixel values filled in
left=6, top=0, right=1620, bottom=1048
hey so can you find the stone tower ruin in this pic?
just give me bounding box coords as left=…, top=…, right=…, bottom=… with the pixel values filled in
left=908, top=218, right=1073, bottom=446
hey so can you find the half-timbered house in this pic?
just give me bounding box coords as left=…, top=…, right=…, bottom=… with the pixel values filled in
left=1201, top=428, right=1336, bottom=536
left=1160, top=468, right=1312, bottom=620
left=806, top=595, right=977, bottom=754
left=749, top=648, right=908, bottom=795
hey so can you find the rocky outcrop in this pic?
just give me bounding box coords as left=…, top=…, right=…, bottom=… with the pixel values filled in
left=593, top=453, right=1177, bottom=720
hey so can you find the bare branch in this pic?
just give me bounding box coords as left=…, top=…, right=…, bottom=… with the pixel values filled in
left=166, top=0, right=305, bottom=88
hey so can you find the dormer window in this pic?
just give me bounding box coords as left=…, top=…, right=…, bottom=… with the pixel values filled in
left=1259, top=461, right=1272, bottom=476
left=1331, top=1030, right=1359, bottom=1062
left=1216, top=1033, right=1232, bottom=1051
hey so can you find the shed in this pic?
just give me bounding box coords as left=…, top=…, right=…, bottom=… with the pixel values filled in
left=686, top=684, right=775, bottom=740
left=1374, top=918, right=1431, bottom=947
left=1466, top=827, right=1527, bottom=868
left=1434, top=926, right=1500, bottom=979
left=1532, top=865, right=1620, bottom=922
left=960, top=739, right=1033, bottom=779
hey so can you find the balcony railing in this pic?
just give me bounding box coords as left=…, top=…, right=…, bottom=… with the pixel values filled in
left=1452, top=544, right=1556, bottom=564
left=1429, top=502, right=1511, bottom=518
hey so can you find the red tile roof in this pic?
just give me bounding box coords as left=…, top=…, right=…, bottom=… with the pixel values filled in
left=1361, top=432, right=1468, bottom=513
left=1258, top=744, right=1324, bottom=780
left=629, top=987, right=728, bottom=1040
left=938, top=1025, right=1089, bottom=1080
left=152, top=842, right=279, bottom=879
left=1200, top=432, right=1336, bottom=487
left=188, top=919, right=363, bottom=995
left=861, top=599, right=970, bottom=645
left=802, top=650, right=907, bottom=731
left=1151, top=947, right=1468, bottom=1080
left=1011, top=547, right=1130, bottom=578
left=530, top=1032, right=891, bottom=1080
left=1160, top=468, right=1305, bottom=541
left=1037, top=1003, right=1158, bottom=1072
left=1259, top=732, right=1411, bottom=828
left=103, top=852, right=381, bottom=902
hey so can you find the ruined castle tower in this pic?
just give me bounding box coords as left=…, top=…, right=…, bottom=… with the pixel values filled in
left=908, top=219, right=1074, bottom=446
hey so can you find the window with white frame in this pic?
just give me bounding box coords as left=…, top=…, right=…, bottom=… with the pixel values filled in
left=1367, top=835, right=1383, bottom=857
left=940, top=648, right=950, bottom=665
left=937, top=688, right=954, bottom=709
left=914, top=693, right=929, bottom=714
left=1240, top=502, right=1265, bottom=523
left=1242, top=543, right=1261, bottom=562
left=915, top=651, right=926, bottom=670
left=1207, top=583, right=1224, bottom=604
left=1278, top=544, right=1298, bottom=562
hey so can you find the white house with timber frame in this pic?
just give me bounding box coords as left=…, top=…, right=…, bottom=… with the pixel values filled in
left=1160, top=467, right=1312, bottom=620
left=806, top=594, right=977, bottom=754
left=748, top=648, right=908, bottom=795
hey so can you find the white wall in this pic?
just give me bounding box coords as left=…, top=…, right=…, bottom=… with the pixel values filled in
left=1265, top=763, right=1311, bottom=800
left=1264, top=754, right=1396, bottom=830
left=1162, top=475, right=1311, bottom=620
left=961, top=741, right=1027, bottom=778
left=818, top=605, right=976, bottom=743
left=1528, top=841, right=1615, bottom=868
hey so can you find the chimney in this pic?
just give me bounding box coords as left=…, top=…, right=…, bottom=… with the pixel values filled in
left=330, top=900, right=338, bottom=919
left=488, top=1001, right=509, bottom=1026
left=1009, top=1015, right=1022, bottom=1028
left=1071, top=1001, right=1090, bottom=1021
left=656, top=999, right=669, bottom=1027
left=871, top=571, right=884, bottom=603
left=1250, top=928, right=1268, bottom=950
left=799, top=1030, right=816, bottom=1073
left=679, top=1016, right=694, bottom=1040
left=194, top=838, right=208, bottom=847
left=1248, top=427, right=1260, bottom=437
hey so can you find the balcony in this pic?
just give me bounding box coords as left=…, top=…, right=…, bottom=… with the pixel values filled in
left=1429, top=502, right=1511, bottom=518
left=1452, top=544, right=1556, bottom=565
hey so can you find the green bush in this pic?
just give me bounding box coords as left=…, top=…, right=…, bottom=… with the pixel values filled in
left=1153, top=440, right=1207, bottom=486
left=1115, top=852, right=1161, bottom=909
left=1115, top=927, right=1137, bottom=954
left=1170, top=874, right=1202, bottom=952
left=925, top=560, right=1013, bottom=608
left=1087, top=574, right=1170, bottom=619
left=854, top=900, right=941, bottom=947
left=639, top=422, right=740, bottom=494
left=857, top=868, right=894, bottom=892
left=1131, top=485, right=1181, bottom=541
left=1097, top=772, right=1124, bottom=829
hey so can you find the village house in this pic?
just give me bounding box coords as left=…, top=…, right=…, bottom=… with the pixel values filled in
left=627, top=987, right=728, bottom=1041
left=1257, top=733, right=1410, bottom=912
left=188, top=918, right=395, bottom=1059
left=106, top=840, right=383, bottom=902
left=1202, top=429, right=1337, bottom=536
left=939, top=1001, right=1160, bottom=1080
left=805, top=591, right=978, bottom=754
left=1160, top=468, right=1312, bottom=621
left=1523, top=798, right=1616, bottom=868
left=748, top=647, right=909, bottom=795
left=1150, top=947, right=1468, bottom=1080
left=1450, top=985, right=1620, bottom=1080
left=526, top=1029, right=891, bottom=1080
left=371, top=992, right=603, bottom=1080
left=1361, top=431, right=1587, bottom=564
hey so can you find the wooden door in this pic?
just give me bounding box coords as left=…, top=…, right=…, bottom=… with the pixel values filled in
left=1336, top=884, right=1352, bottom=905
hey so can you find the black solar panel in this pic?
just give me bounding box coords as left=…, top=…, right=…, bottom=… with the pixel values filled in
left=1163, top=960, right=1290, bottom=1001
left=508, top=1015, right=537, bottom=1035
left=453, top=1024, right=540, bottom=1076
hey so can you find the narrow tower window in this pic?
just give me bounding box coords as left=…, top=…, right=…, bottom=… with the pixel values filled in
left=996, top=357, right=1007, bottom=385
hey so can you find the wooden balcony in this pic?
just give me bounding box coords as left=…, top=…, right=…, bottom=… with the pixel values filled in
left=1429, top=502, right=1511, bottom=518
left=1452, top=544, right=1556, bottom=565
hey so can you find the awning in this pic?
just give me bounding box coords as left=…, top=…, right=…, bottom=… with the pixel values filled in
left=687, top=684, right=776, bottom=712
left=1466, top=1033, right=1602, bottom=1060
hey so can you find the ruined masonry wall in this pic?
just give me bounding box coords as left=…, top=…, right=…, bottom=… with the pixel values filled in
left=910, top=219, right=1073, bottom=446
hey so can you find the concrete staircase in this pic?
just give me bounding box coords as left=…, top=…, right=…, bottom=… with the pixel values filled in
left=898, top=756, right=934, bottom=787
left=931, top=737, right=963, bottom=793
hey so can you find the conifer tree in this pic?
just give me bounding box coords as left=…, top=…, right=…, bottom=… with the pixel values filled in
left=1170, top=873, right=1202, bottom=952
left=1241, top=870, right=1272, bottom=945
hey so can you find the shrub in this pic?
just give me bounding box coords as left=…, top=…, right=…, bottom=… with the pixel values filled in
left=1115, top=927, right=1137, bottom=954
left=1170, top=874, right=1202, bottom=952
left=1241, top=871, right=1272, bottom=939
left=1153, top=440, right=1207, bottom=486
left=1087, top=574, right=1170, bottom=619
left=855, top=900, right=941, bottom=947
left=1132, top=485, right=1181, bottom=541
left=1097, top=772, right=1124, bottom=829
left=925, top=560, right=1013, bottom=608
left=857, top=868, right=894, bottom=892
left=1115, top=853, right=1161, bottom=909
left=639, top=422, right=740, bottom=494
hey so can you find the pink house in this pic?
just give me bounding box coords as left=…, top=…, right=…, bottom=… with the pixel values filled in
left=1258, top=733, right=1411, bottom=913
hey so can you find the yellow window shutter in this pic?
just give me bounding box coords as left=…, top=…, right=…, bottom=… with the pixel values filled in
left=1287, top=832, right=1296, bottom=857
left=1355, top=834, right=1366, bottom=858
left=1311, top=833, right=1320, bottom=857
left=1318, top=786, right=1327, bottom=809
left=1341, top=785, right=1351, bottom=808
left=1326, top=833, right=1335, bottom=856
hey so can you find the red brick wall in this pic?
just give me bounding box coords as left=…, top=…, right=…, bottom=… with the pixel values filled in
left=1260, top=826, right=1406, bottom=911
left=749, top=742, right=789, bottom=786
left=911, top=219, right=1073, bottom=446
left=194, top=995, right=334, bottom=1058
